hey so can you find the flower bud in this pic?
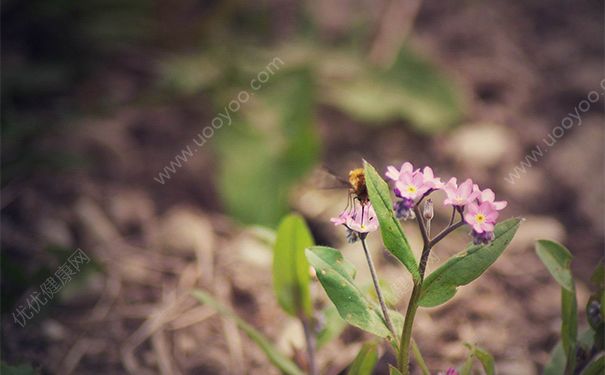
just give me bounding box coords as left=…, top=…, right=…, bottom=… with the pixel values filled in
left=423, top=198, right=434, bottom=221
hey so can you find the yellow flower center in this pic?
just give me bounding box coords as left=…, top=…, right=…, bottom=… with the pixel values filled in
left=407, top=185, right=417, bottom=194
left=475, top=213, right=485, bottom=223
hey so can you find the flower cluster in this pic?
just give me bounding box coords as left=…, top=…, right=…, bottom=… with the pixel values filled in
left=387, top=162, right=507, bottom=245
left=330, top=162, right=507, bottom=245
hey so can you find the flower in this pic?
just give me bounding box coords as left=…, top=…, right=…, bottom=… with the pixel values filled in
left=445, top=369, right=459, bottom=375
left=474, top=185, right=507, bottom=210
left=421, top=166, right=443, bottom=190
left=331, top=202, right=378, bottom=242
left=464, top=202, right=498, bottom=233
left=395, top=171, right=432, bottom=200
left=394, top=198, right=416, bottom=220
left=443, top=178, right=479, bottom=207
left=471, top=229, right=495, bottom=245
left=386, top=162, right=415, bottom=182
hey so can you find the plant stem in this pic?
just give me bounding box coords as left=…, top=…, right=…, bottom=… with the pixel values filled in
left=360, top=237, right=397, bottom=339
left=301, top=317, right=318, bottom=375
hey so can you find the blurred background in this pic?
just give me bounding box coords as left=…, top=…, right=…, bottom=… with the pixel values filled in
left=1, top=0, right=603, bottom=373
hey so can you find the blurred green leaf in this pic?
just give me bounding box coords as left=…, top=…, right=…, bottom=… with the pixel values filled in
left=460, top=353, right=474, bottom=375
left=0, top=363, right=37, bottom=375
left=419, top=218, right=521, bottom=307
left=535, top=240, right=574, bottom=292
left=216, top=68, right=319, bottom=227
left=347, top=342, right=379, bottom=375
left=323, top=46, right=464, bottom=133
left=273, top=214, right=314, bottom=318
left=316, top=304, right=347, bottom=349
left=535, top=240, right=578, bottom=367
left=159, top=54, right=225, bottom=95
left=364, top=161, right=419, bottom=281
left=389, top=365, right=404, bottom=375
left=305, top=246, right=402, bottom=340
left=579, top=353, right=605, bottom=375
left=544, top=329, right=595, bottom=375
left=464, top=343, right=495, bottom=375
left=411, top=339, right=430, bottom=375
left=192, top=289, right=305, bottom=375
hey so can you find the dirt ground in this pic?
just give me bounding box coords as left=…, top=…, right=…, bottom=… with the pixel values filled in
left=2, top=0, right=604, bottom=374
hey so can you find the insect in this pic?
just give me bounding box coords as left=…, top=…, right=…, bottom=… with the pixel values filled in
left=309, top=166, right=369, bottom=205
left=347, top=168, right=369, bottom=205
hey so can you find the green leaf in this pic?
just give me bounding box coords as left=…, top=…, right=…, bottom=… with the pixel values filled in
left=389, top=365, right=404, bottom=375
left=273, top=214, right=314, bottom=318
left=322, top=46, right=464, bottom=134
left=411, top=339, right=430, bottom=375
left=419, top=218, right=521, bottom=307
left=0, top=363, right=37, bottom=375
left=306, top=246, right=403, bottom=340
left=460, top=353, right=474, bottom=375
left=347, top=342, right=379, bottom=375
left=191, top=289, right=305, bottom=375
left=216, top=68, right=319, bottom=227
left=363, top=161, right=420, bottom=281
left=579, top=353, right=605, bottom=375
left=464, top=343, right=495, bottom=375
left=316, top=305, right=347, bottom=349
left=535, top=240, right=578, bottom=366
left=535, top=240, right=574, bottom=292
left=544, top=329, right=595, bottom=375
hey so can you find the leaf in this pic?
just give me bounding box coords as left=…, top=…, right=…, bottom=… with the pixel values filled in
left=411, top=339, right=430, bottom=375
left=273, top=214, right=314, bottom=318
left=0, top=363, right=37, bottom=375
left=535, top=240, right=574, bottom=292
left=322, top=46, right=464, bottom=134
left=216, top=68, right=319, bottom=227
left=464, top=343, right=495, bottom=375
left=364, top=161, right=420, bottom=281
left=419, top=218, right=521, bottom=307
left=389, top=365, right=404, bottom=375
left=306, top=246, right=403, bottom=340
left=544, top=329, right=595, bottom=375
left=191, top=289, right=305, bottom=375
left=535, top=240, right=578, bottom=365
left=316, top=305, right=347, bottom=349
left=347, top=342, right=379, bottom=375
left=579, top=353, right=605, bottom=375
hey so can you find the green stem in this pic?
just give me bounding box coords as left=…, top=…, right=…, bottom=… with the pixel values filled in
left=301, top=317, right=318, bottom=375
left=360, top=237, right=397, bottom=340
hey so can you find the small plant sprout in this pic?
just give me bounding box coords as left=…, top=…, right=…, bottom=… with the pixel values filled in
left=308, top=160, right=521, bottom=374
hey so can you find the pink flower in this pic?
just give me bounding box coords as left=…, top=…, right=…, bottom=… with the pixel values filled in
left=474, top=185, right=507, bottom=210
left=464, top=202, right=499, bottom=233
left=443, top=178, right=479, bottom=207
left=445, top=369, right=459, bottom=375
left=421, top=166, right=443, bottom=190
left=395, top=171, right=431, bottom=200
left=386, top=162, right=415, bottom=182
left=331, top=202, right=378, bottom=237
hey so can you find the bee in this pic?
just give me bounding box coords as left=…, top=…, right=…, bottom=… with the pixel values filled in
left=347, top=168, right=369, bottom=205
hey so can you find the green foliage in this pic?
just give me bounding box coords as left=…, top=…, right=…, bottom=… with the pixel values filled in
left=192, top=289, right=305, bottom=375
left=347, top=342, right=379, bottom=375
left=216, top=68, right=319, bottom=227
left=419, top=218, right=521, bottom=307
left=0, top=363, right=37, bottom=375
left=535, top=240, right=578, bottom=371
left=316, top=305, right=347, bottom=349
left=273, top=214, right=314, bottom=318
left=544, top=329, right=595, bottom=375
left=411, top=339, right=430, bottom=375
left=323, top=46, right=464, bottom=133
left=305, top=246, right=403, bottom=340
left=389, top=365, right=404, bottom=375
left=462, top=343, right=495, bottom=375
left=535, top=240, right=575, bottom=292
left=579, top=353, right=605, bottom=375
left=363, top=160, right=420, bottom=281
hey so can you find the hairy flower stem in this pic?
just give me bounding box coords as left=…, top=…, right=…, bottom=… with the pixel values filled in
left=360, top=238, right=397, bottom=339
left=399, top=205, right=459, bottom=374
left=301, top=317, right=318, bottom=375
